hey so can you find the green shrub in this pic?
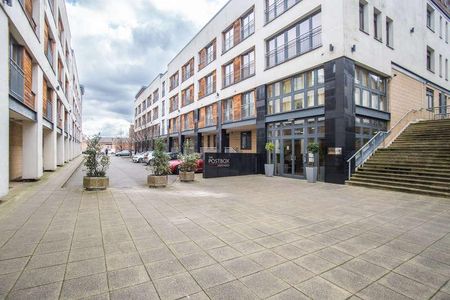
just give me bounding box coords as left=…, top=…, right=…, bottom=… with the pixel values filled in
left=152, top=138, right=171, bottom=176
left=84, top=134, right=110, bottom=177
left=265, top=142, right=275, bottom=164
left=307, top=142, right=320, bottom=154
left=178, top=139, right=200, bottom=172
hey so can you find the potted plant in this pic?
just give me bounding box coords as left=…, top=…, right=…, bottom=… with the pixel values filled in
left=178, top=140, right=199, bottom=182
left=83, top=134, right=110, bottom=190
left=147, top=138, right=171, bottom=188
left=264, top=142, right=275, bottom=177
left=306, top=142, right=320, bottom=183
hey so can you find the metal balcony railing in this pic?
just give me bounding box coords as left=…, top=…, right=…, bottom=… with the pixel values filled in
left=223, top=109, right=233, bottom=122
left=46, top=47, right=54, bottom=67
left=266, top=26, right=322, bottom=68
left=223, top=73, right=234, bottom=87
left=241, top=61, right=255, bottom=80
left=206, top=116, right=216, bottom=126
left=205, top=82, right=216, bottom=96
left=265, top=0, right=301, bottom=23
left=44, top=100, right=53, bottom=121
left=241, top=103, right=255, bottom=119
left=9, top=58, right=25, bottom=102
left=241, top=20, right=255, bottom=40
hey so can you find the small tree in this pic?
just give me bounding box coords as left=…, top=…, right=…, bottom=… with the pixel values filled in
left=152, top=138, right=171, bottom=176
left=307, top=142, right=320, bottom=166
left=265, top=142, right=275, bottom=164
left=178, top=139, right=200, bottom=173
left=84, top=134, right=110, bottom=177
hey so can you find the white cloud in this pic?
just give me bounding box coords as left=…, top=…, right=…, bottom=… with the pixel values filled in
left=66, top=0, right=228, bottom=137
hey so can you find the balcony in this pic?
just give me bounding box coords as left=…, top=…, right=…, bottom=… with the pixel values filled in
left=266, top=26, right=322, bottom=68
left=9, top=58, right=25, bottom=103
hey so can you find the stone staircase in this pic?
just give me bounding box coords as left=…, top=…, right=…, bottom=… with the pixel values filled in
left=347, top=119, right=450, bottom=198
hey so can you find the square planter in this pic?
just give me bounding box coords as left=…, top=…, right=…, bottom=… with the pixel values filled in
left=179, top=171, right=195, bottom=182
left=148, top=175, right=168, bottom=188
left=83, top=177, right=109, bottom=191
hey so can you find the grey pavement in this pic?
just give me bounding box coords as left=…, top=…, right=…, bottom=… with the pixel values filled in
left=0, top=156, right=449, bottom=299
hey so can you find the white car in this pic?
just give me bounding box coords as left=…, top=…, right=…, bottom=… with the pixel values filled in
left=132, top=152, right=147, bottom=163
left=143, top=151, right=154, bottom=165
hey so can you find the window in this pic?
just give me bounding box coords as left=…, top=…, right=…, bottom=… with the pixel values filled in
left=241, top=10, right=255, bottom=40
left=223, top=63, right=234, bottom=87
left=439, top=54, right=443, bottom=77
left=374, top=9, right=382, bottom=41
left=182, top=59, right=194, bottom=82
left=205, top=73, right=215, bottom=95
left=355, top=117, right=387, bottom=150
left=162, top=81, right=166, bottom=97
left=386, top=17, right=394, bottom=48
left=223, top=28, right=234, bottom=52
left=267, top=68, right=325, bottom=115
left=446, top=21, right=448, bottom=43
left=446, top=58, right=448, bottom=81
left=427, top=4, right=435, bottom=31
left=240, top=131, right=252, bottom=150
left=206, top=105, right=214, bottom=126
left=241, top=50, right=255, bottom=79
left=266, top=11, right=322, bottom=68
left=354, top=66, right=387, bottom=111
left=359, top=1, right=368, bottom=32
left=440, top=16, right=443, bottom=38
left=242, top=91, right=255, bottom=119
left=427, top=46, right=435, bottom=72
left=169, top=72, right=179, bottom=91
left=206, top=43, right=214, bottom=65
left=223, top=98, right=233, bottom=122
left=265, top=0, right=301, bottom=23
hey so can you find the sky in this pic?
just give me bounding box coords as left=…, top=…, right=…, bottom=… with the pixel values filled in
left=66, top=0, right=229, bottom=137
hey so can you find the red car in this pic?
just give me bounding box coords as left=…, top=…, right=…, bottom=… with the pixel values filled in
left=168, top=153, right=204, bottom=174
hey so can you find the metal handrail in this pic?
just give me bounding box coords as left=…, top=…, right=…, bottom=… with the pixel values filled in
left=346, top=105, right=450, bottom=179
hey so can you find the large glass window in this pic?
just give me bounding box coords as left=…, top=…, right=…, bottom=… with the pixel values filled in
left=266, top=11, right=321, bottom=68
left=241, top=10, right=255, bottom=40
left=355, top=117, right=387, bottom=150
left=241, top=50, right=255, bottom=79
left=223, top=28, right=234, bottom=52
left=354, top=66, right=387, bottom=112
left=223, top=63, right=233, bottom=87
left=265, top=0, right=301, bottom=23
left=267, top=67, right=325, bottom=115
left=223, top=98, right=233, bottom=122
left=242, top=91, right=255, bottom=119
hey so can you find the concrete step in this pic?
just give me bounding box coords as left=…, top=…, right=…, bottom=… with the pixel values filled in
left=346, top=181, right=450, bottom=198
left=364, top=161, right=450, bottom=169
left=358, top=167, right=450, bottom=178
left=354, top=170, right=450, bottom=183
left=348, top=177, right=450, bottom=193
left=352, top=173, right=450, bottom=187
left=361, top=164, right=450, bottom=173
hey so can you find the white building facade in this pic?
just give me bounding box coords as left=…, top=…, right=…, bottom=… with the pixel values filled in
left=134, top=0, right=449, bottom=183
left=0, top=0, right=83, bottom=197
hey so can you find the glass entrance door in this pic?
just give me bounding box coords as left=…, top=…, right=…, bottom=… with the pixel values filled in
left=293, top=139, right=305, bottom=177
left=281, top=138, right=305, bottom=178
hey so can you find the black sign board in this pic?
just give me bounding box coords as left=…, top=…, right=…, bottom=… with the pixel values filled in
left=203, top=153, right=263, bottom=178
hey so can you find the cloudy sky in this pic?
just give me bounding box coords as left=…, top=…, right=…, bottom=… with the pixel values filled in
left=66, top=0, right=229, bottom=137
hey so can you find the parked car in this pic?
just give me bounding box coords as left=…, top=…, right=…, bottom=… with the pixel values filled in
left=115, top=150, right=131, bottom=157
left=168, top=153, right=203, bottom=174
left=143, top=151, right=154, bottom=165
left=132, top=152, right=148, bottom=163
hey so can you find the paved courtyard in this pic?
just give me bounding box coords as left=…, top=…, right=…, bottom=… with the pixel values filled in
left=0, top=157, right=449, bottom=299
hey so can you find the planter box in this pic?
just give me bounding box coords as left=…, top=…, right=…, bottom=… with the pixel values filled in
left=179, top=171, right=195, bottom=182
left=83, top=176, right=109, bottom=191
left=306, top=167, right=318, bottom=183
left=148, top=175, right=168, bottom=188
left=264, top=164, right=274, bottom=177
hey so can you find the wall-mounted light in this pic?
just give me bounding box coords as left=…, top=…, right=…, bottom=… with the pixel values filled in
left=329, top=44, right=334, bottom=52
left=3, top=0, right=12, bottom=6
left=410, top=27, right=415, bottom=33
left=351, top=45, right=356, bottom=53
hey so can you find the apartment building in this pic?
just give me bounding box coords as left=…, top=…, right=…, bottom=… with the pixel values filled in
left=0, top=0, right=83, bottom=197
left=134, top=0, right=449, bottom=183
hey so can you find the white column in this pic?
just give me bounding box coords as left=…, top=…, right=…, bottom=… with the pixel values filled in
left=0, top=11, right=9, bottom=197
left=22, top=67, right=43, bottom=180
left=57, top=105, right=65, bottom=166
left=64, top=118, right=69, bottom=162
left=43, top=92, right=57, bottom=171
